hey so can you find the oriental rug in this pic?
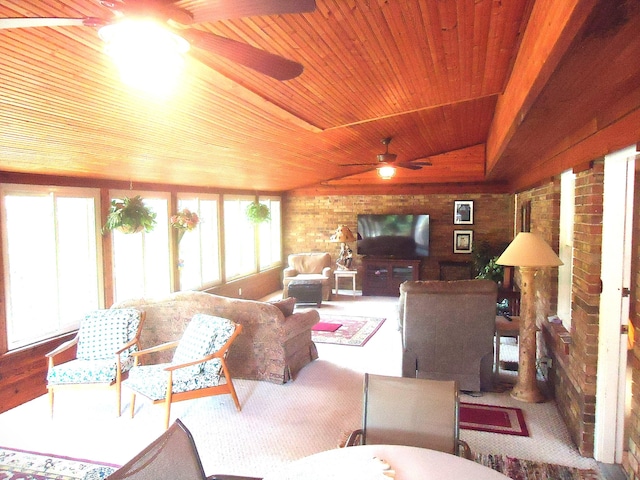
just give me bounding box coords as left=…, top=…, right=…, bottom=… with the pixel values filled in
left=311, top=315, right=385, bottom=346
left=460, top=402, right=529, bottom=437
left=0, top=446, right=118, bottom=480
left=475, top=454, right=605, bottom=480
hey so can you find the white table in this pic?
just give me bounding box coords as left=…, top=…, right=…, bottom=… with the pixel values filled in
left=334, top=269, right=357, bottom=297
left=263, top=445, right=509, bottom=480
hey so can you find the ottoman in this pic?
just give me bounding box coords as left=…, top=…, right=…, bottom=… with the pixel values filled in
left=287, top=279, right=323, bottom=307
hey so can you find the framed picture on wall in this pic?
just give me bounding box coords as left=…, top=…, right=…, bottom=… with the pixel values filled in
left=454, top=200, right=474, bottom=225
left=453, top=230, right=473, bottom=254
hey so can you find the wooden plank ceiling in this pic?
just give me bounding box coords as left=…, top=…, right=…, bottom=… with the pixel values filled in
left=0, top=0, right=639, bottom=194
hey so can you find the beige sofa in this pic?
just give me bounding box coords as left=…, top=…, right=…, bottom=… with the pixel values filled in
left=112, top=291, right=319, bottom=384
left=399, top=279, right=497, bottom=392
left=282, top=252, right=333, bottom=301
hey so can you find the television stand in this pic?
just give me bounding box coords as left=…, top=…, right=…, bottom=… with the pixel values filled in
left=362, top=257, right=420, bottom=296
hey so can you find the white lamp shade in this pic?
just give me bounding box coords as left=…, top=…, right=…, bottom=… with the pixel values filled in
left=496, top=232, right=563, bottom=267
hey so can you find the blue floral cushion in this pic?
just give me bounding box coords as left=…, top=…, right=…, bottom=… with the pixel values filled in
left=124, top=315, right=236, bottom=401
left=47, top=308, right=142, bottom=386
left=76, top=309, right=142, bottom=361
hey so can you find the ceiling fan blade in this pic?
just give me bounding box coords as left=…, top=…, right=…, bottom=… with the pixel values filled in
left=397, top=163, right=423, bottom=171
left=182, top=29, right=303, bottom=80
left=0, top=17, right=93, bottom=30
left=174, top=0, right=316, bottom=23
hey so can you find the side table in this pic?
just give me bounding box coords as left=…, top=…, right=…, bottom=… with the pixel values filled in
left=495, top=315, right=520, bottom=374
left=334, top=270, right=357, bottom=297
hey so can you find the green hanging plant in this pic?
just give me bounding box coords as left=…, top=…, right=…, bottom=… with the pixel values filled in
left=245, top=202, right=271, bottom=225
left=103, top=195, right=157, bottom=234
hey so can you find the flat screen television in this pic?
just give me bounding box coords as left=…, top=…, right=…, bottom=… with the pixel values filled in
left=357, top=214, right=430, bottom=258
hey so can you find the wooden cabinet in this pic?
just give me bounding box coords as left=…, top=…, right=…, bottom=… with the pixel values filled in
left=361, top=257, right=421, bottom=296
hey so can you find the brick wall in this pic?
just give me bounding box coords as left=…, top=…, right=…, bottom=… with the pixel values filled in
left=283, top=193, right=513, bottom=284
left=524, top=162, right=604, bottom=457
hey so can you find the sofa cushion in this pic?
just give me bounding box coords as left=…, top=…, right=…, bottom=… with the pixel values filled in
left=269, top=297, right=296, bottom=317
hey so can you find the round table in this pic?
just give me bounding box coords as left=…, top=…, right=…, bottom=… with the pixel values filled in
left=263, top=445, right=509, bottom=480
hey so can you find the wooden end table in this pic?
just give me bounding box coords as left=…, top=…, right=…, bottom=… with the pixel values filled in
left=495, top=315, right=520, bottom=374
left=334, top=269, right=357, bottom=297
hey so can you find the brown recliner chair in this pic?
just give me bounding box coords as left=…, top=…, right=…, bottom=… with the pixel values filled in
left=282, top=252, right=333, bottom=301
left=399, top=279, right=498, bottom=392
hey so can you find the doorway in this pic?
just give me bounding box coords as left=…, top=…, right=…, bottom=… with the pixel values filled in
left=594, top=145, right=637, bottom=463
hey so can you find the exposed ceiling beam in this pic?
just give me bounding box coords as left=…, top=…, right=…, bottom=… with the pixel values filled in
left=486, top=0, right=599, bottom=173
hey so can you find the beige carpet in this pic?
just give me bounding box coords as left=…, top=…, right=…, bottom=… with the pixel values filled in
left=0, top=294, right=603, bottom=478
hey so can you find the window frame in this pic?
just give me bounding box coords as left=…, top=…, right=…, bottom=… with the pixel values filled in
left=0, top=184, right=104, bottom=351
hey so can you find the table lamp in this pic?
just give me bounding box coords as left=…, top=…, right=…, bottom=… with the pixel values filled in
left=496, top=232, right=563, bottom=402
left=329, top=225, right=356, bottom=270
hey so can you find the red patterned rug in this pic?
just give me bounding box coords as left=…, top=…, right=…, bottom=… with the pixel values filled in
left=475, top=454, right=605, bottom=479
left=460, top=402, right=529, bottom=436
left=0, top=446, right=118, bottom=479
left=311, top=315, right=385, bottom=346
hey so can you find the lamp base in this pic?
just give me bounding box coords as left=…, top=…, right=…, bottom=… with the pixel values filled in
left=510, top=383, right=545, bottom=403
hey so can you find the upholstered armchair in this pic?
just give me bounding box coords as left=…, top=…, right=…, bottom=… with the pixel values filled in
left=46, top=308, right=145, bottom=417
left=123, top=314, right=242, bottom=429
left=282, top=252, right=333, bottom=301
left=399, top=279, right=498, bottom=392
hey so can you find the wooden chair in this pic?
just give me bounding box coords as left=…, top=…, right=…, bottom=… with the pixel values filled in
left=45, top=308, right=145, bottom=417
left=345, top=373, right=471, bottom=458
left=108, top=418, right=261, bottom=480
left=123, top=314, right=242, bottom=429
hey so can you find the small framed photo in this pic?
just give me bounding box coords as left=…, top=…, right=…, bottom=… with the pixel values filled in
left=454, top=200, right=474, bottom=225
left=453, top=230, right=473, bottom=254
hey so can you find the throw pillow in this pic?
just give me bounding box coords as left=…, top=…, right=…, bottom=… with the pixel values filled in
left=270, top=297, right=296, bottom=317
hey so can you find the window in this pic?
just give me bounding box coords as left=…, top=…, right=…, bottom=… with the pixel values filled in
left=258, top=196, right=282, bottom=269
left=1, top=185, right=102, bottom=350
left=558, top=170, right=575, bottom=328
left=176, top=194, right=221, bottom=290
left=111, top=191, right=171, bottom=303
left=223, top=196, right=257, bottom=280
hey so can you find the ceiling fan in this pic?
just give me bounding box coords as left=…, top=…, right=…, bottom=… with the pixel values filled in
left=0, top=0, right=316, bottom=81
left=342, top=137, right=433, bottom=170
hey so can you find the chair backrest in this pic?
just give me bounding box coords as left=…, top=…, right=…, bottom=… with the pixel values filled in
left=76, top=308, right=143, bottom=361
left=287, top=252, right=331, bottom=274
left=172, top=314, right=237, bottom=376
left=108, top=419, right=206, bottom=480
left=362, top=374, right=460, bottom=454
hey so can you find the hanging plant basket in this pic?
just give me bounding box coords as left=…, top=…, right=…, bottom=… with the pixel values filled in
left=245, top=202, right=271, bottom=225
left=170, top=208, right=200, bottom=243
left=103, top=195, right=157, bottom=234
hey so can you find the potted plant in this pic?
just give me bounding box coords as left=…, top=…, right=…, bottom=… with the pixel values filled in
left=103, top=195, right=157, bottom=234
left=472, top=240, right=508, bottom=284
left=171, top=208, right=200, bottom=243
left=245, top=202, right=271, bottom=225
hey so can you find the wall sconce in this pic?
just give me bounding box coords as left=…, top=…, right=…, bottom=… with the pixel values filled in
left=377, top=165, right=396, bottom=180
left=329, top=225, right=356, bottom=270
left=496, top=232, right=563, bottom=402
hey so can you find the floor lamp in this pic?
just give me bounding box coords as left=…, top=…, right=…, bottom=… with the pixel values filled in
left=496, top=232, right=563, bottom=403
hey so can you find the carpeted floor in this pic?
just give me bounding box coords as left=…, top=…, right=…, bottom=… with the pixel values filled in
left=0, top=294, right=609, bottom=479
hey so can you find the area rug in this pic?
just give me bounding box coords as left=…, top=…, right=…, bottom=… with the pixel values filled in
left=312, top=321, right=342, bottom=332
left=311, top=315, right=385, bottom=346
left=460, top=402, right=529, bottom=436
left=0, top=446, right=118, bottom=479
left=475, top=454, right=605, bottom=480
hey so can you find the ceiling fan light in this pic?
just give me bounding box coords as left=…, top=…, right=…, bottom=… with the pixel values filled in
left=378, top=165, right=396, bottom=180
left=99, top=19, right=190, bottom=95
